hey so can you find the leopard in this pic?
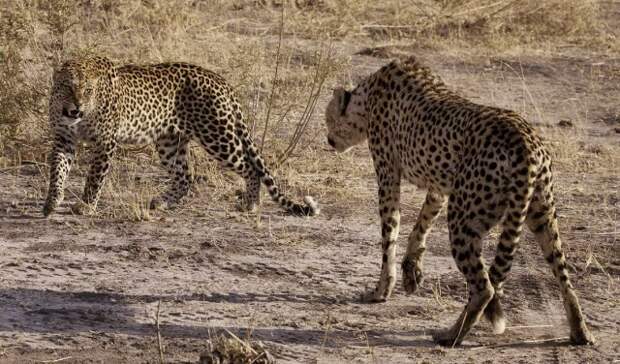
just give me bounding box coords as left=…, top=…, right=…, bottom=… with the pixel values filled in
left=324, top=56, right=595, bottom=346
left=42, top=55, right=319, bottom=217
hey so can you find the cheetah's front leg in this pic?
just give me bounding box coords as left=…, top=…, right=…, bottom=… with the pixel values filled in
left=362, top=168, right=401, bottom=303
left=72, top=141, right=117, bottom=215
left=43, top=137, right=76, bottom=216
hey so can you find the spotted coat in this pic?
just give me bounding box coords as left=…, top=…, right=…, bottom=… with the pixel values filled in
left=43, top=56, right=318, bottom=217
left=324, top=56, right=594, bottom=346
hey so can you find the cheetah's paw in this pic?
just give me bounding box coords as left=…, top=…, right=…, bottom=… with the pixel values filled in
left=402, top=257, right=424, bottom=294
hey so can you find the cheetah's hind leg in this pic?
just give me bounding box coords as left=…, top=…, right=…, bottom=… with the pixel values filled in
left=526, top=185, right=595, bottom=345
left=433, top=189, right=498, bottom=346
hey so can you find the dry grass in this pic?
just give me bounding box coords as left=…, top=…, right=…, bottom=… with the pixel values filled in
left=230, top=0, right=609, bottom=48
left=0, top=0, right=617, bottom=222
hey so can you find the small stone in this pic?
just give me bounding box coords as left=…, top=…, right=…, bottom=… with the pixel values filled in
left=558, top=119, right=574, bottom=128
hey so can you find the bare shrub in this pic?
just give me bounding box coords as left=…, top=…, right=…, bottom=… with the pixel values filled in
left=199, top=332, right=276, bottom=364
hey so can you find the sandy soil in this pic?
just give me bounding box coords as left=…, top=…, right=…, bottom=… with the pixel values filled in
left=1, top=32, right=619, bottom=364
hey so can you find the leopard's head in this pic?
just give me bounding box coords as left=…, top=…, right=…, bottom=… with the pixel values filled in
left=51, top=56, right=115, bottom=126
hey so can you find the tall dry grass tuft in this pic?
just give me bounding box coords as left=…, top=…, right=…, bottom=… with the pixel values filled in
left=0, top=4, right=41, bottom=166
left=0, top=0, right=84, bottom=167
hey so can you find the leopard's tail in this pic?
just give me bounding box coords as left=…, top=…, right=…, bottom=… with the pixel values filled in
left=239, top=130, right=319, bottom=216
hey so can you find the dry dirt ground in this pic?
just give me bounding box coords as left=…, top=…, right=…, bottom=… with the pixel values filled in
left=1, top=12, right=619, bottom=364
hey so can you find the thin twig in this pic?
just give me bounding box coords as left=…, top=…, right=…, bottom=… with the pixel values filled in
left=277, top=43, right=333, bottom=165
left=486, top=0, right=521, bottom=18
left=360, top=24, right=414, bottom=29
left=501, top=61, right=546, bottom=124
left=260, top=4, right=284, bottom=153
left=35, top=357, right=73, bottom=363
left=470, top=336, right=571, bottom=350
left=223, top=328, right=258, bottom=355
left=451, top=310, right=467, bottom=349
left=155, top=300, right=165, bottom=364
left=249, top=352, right=266, bottom=364
left=410, top=1, right=436, bottom=19
left=319, top=313, right=332, bottom=352
left=573, top=231, right=618, bottom=236
left=507, top=324, right=553, bottom=330
left=0, top=160, right=48, bottom=173
left=204, top=18, right=245, bottom=32
left=449, top=0, right=508, bottom=18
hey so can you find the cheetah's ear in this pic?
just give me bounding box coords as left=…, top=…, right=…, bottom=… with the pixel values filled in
left=333, top=87, right=352, bottom=116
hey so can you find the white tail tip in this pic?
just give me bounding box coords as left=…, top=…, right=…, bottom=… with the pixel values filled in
left=493, top=316, right=506, bottom=335
left=303, top=196, right=320, bottom=216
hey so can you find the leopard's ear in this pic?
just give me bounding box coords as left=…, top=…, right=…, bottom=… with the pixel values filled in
left=333, top=87, right=352, bottom=116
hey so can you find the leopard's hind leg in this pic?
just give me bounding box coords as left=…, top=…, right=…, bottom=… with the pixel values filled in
left=151, top=134, right=193, bottom=210
left=194, top=124, right=260, bottom=212
left=233, top=152, right=261, bottom=212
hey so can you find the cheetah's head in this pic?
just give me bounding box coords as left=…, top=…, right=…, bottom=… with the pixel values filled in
left=51, top=56, right=115, bottom=125
left=325, top=87, right=368, bottom=153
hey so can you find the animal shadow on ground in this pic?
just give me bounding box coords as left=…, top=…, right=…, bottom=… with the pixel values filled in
left=0, top=288, right=434, bottom=349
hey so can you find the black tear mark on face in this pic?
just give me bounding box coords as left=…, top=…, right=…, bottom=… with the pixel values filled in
left=327, top=137, right=336, bottom=148
left=341, top=90, right=352, bottom=116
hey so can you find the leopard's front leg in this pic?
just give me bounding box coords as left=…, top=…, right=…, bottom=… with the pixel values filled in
left=363, top=162, right=401, bottom=303
left=43, top=134, right=76, bottom=216
left=72, top=140, right=117, bottom=215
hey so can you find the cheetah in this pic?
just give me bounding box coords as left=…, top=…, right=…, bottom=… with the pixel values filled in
left=324, top=56, right=594, bottom=346
left=42, top=55, right=319, bottom=217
